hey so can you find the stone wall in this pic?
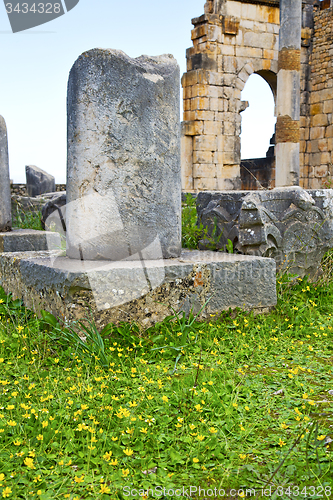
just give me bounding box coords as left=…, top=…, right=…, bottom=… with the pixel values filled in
left=10, top=184, right=66, bottom=196
left=300, top=2, right=333, bottom=188
left=182, top=0, right=333, bottom=191
left=182, top=0, right=280, bottom=191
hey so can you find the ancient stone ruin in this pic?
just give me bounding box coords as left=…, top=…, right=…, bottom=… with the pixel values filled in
left=0, top=49, right=277, bottom=327
left=66, top=49, right=181, bottom=261
left=181, top=0, right=333, bottom=191
left=26, top=165, right=56, bottom=197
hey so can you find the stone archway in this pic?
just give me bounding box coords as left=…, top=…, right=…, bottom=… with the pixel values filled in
left=181, top=0, right=280, bottom=191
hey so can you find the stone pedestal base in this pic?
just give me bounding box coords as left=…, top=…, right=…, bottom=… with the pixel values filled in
left=0, top=229, right=61, bottom=253
left=0, top=249, right=276, bottom=329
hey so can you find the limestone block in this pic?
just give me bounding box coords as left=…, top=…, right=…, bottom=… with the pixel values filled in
left=67, top=49, right=181, bottom=261
left=323, top=100, right=333, bottom=114
left=213, top=152, right=223, bottom=164
left=321, top=152, right=331, bottom=164
left=196, top=188, right=333, bottom=279
left=194, top=177, right=217, bottom=190
left=310, top=103, right=323, bottom=115
left=311, top=114, right=328, bottom=127
left=209, top=97, right=223, bottom=111
left=314, top=165, right=329, bottom=178
left=318, top=139, right=328, bottom=152
left=220, top=45, right=235, bottom=56
left=222, top=56, right=237, bottom=73
left=223, top=151, right=240, bottom=165
left=193, top=150, right=213, bottom=164
left=225, top=1, right=241, bottom=18
left=0, top=116, right=11, bottom=232
left=216, top=164, right=240, bottom=180
left=181, top=135, right=193, bottom=191
left=193, top=110, right=215, bottom=121
left=310, top=127, right=325, bottom=140
left=204, top=121, right=221, bottom=135
left=0, top=250, right=277, bottom=328
left=235, top=47, right=262, bottom=59
left=241, top=3, right=257, bottom=21
left=193, top=135, right=217, bottom=151
left=182, top=120, right=203, bottom=136
left=193, top=163, right=216, bottom=178
left=243, top=32, right=274, bottom=50
left=26, top=165, right=56, bottom=198
left=191, top=97, right=210, bottom=111
left=325, top=125, right=333, bottom=138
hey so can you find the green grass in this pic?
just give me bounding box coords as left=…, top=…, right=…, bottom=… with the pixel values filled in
left=0, top=275, right=333, bottom=499
left=11, top=202, right=43, bottom=231
left=2, top=195, right=332, bottom=498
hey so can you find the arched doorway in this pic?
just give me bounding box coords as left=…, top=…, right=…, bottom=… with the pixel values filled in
left=240, top=72, right=277, bottom=189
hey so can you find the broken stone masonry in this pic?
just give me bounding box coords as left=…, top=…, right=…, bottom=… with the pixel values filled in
left=0, top=49, right=276, bottom=328
left=181, top=0, right=333, bottom=191
left=0, top=115, right=60, bottom=253
left=195, top=0, right=333, bottom=278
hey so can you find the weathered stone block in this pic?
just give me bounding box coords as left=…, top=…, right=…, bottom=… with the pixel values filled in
left=26, top=165, right=56, bottom=198
left=193, top=151, right=213, bottom=164
left=67, top=49, right=181, bottom=261
left=0, top=249, right=277, bottom=329
left=193, top=135, right=217, bottom=151
left=0, top=116, right=11, bottom=232
left=197, top=188, right=333, bottom=279
left=193, top=163, right=216, bottom=178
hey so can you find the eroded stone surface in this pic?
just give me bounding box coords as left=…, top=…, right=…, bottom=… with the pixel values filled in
left=0, top=249, right=276, bottom=329
left=26, top=165, right=56, bottom=197
left=197, top=187, right=333, bottom=279
left=0, top=116, right=11, bottom=232
left=0, top=229, right=61, bottom=253
left=66, top=49, right=181, bottom=261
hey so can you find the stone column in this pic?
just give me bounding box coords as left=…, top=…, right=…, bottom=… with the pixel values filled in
left=66, top=49, right=181, bottom=261
left=0, top=116, right=11, bottom=232
left=275, top=0, right=302, bottom=187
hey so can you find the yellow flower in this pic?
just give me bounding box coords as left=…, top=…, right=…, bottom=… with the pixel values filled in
left=140, top=427, right=148, bottom=434
left=103, top=451, right=112, bottom=461
left=24, top=457, right=35, bottom=469
left=162, top=396, right=168, bottom=403
left=111, top=436, right=118, bottom=441
left=308, top=400, right=315, bottom=406
left=42, top=420, right=48, bottom=428
left=0, top=474, right=4, bottom=481
left=122, top=468, right=130, bottom=477
left=280, top=423, right=289, bottom=430
left=302, top=393, right=308, bottom=399
left=245, top=406, right=250, bottom=411
left=37, top=435, right=43, bottom=441
left=189, top=424, right=196, bottom=430
left=193, top=457, right=199, bottom=463
left=37, top=491, right=42, bottom=496
left=13, top=440, right=21, bottom=446
left=147, top=394, right=154, bottom=400
left=2, top=487, right=12, bottom=498
left=74, top=475, right=85, bottom=483
left=317, top=435, right=326, bottom=441
left=195, top=404, right=202, bottom=412
left=111, top=459, right=118, bottom=466
left=278, top=438, right=286, bottom=447
left=7, top=420, right=16, bottom=427
left=100, top=484, right=111, bottom=494
left=17, top=325, right=24, bottom=333
left=197, top=435, right=205, bottom=442
left=209, top=427, right=217, bottom=434
left=123, top=448, right=134, bottom=456
left=239, top=454, right=247, bottom=459
left=232, top=402, right=238, bottom=408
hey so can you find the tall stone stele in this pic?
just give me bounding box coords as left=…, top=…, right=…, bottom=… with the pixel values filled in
left=66, top=49, right=181, bottom=261
left=0, top=115, right=11, bottom=232
left=275, top=0, right=302, bottom=187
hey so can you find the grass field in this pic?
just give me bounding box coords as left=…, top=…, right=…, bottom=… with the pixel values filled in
left=0, top=196, right=332, bottom=499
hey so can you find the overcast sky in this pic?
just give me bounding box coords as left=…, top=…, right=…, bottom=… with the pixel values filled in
left=0, top=0, right=276, bottom=183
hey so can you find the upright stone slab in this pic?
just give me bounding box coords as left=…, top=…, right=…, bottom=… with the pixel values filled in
left=0, top=116, right=11, bottom=232
left=26, top=165, right=56, bottom=197
left=66, top=49, right=181, bottom=261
